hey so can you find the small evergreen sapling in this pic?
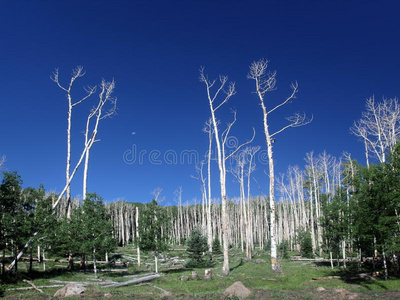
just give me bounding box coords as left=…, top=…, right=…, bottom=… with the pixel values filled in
left=299, top=230, right=314, bottom=258
left=212, top=235, right=222, bottom=255
left=185, top=227, right=212, bottom=268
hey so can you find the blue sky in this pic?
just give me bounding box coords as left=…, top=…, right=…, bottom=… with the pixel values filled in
left=1, top=0, right=399, bottom=205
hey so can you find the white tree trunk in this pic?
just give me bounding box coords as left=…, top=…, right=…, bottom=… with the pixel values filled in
left=93, top=248, right=98, bottom=278
left=82, top=146, right=90, bottom=200
left=249, top=59, right=306, bottom=272
left=155, top=254, right=158, bottom=274
left=136, top=206, right=141, bottom=267
left=206, top=121, right=213, bottom=252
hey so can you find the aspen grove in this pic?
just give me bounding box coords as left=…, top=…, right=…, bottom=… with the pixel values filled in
left=1, top=63, right=400, bottom=280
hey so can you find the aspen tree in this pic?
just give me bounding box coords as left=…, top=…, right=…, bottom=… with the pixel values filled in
left=82, top=79, right=117, bottom=198
left=200, top=68, right=254, bottom=275
left=51, top=67, right=96, bottom=217
left=52, top=72, right=116, bottom=212
left=248, top=59, right=310, bottom=272
left=136, top=206, right=141, bottom=267
left=245, top=146, right=260, bottom=258
left=174, top=187, right=183, bottom=244
left=351, top=96, right=400, bottom=165
left=191, top=162, right=207, bottom=235
left=203, top=119, right=214, bottom=252
left=0, top=156, right=5, bottom=169
left=305, top=152, right=320, bottom=254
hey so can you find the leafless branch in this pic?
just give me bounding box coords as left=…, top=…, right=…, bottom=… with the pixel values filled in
left=267, top=81, right=298, bottom=115
left=0, top=155, right=6, bottom=168
left=200, top=67, right=236, bottom=111
left=248, top=59, right=277, bottom=96
left=271, top=112, right=312, bottom=137
left=225, top=127, right=256, bottom=161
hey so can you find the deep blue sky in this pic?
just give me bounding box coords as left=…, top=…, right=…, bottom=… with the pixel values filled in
left=1, top=0, right=399, bottom=205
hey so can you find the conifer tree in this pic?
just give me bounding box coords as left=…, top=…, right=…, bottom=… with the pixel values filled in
left=212, top=235, right=222, bottom=255
left=185, top=227, right=210, bottom=268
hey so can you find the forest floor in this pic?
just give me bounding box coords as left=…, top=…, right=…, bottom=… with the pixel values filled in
left=2, top=247, right=400, bottom=299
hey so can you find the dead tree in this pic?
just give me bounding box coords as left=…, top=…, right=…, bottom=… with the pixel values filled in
left=51, top=66, right=96, bottom=217
left=82, top=79, right=117, bottom=198
left=52, top=77, right=116, bottom=210
left=248, top=59, right=311, bottom=272
left=200, top=67, right=254, bottom=275
left=351, top=96, right=400, bottom=166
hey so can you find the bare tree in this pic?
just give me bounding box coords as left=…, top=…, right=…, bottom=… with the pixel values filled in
left=136, top=206, right=141, bottom=267
left=52, top=74, right=116, bottom=212
left=204, top=119, right=214, bottom=252
left=191, top=161, right=207, bottom=236
left=152, top=188, right=164, bottom=203
left=304, top=151, right=322, bottom=255
left=82, top=79, right=117, bottom=198
left=200, top=67, right=255, bottom=275
left=248, top=59, right=311, bottom=272
left=245, top=146, right=260, bottom=258
left=0, top=155, right=5, bottom=169
left=51, top=66, right=96, bottom=217
left=174, top=187, right=184, bottom=244
left=351, top=96, right=400, bottom=166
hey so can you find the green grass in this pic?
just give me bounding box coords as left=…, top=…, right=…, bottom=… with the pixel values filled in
left=2, top=248, right=400, bottom=299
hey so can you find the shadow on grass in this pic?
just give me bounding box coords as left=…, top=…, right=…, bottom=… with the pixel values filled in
left=314, top=261, right=389, bottom=290
left=1, top=267, right=72, bottom=284
left=230, top=258, right=244, bottom=272
left=162, top=267, right=188, bottom=274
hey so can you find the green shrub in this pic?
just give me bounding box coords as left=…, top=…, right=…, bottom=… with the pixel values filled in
left=212, top=235, right=222, bottom=254
left=185, top=227, right=213, bottom=268
left=278, top=240, right=290, bottom=259
left=299, top=230, right=314, bottom=258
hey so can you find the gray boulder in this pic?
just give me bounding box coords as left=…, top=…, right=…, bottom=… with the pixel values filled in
left=54, top=283, right=86, bottom=298
left=224, top=281, right=251, bottom=299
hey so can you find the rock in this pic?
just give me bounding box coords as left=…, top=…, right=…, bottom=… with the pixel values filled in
left=357, top=273, right=376, bottom=280
left=54, top=283, right=86, bottom=298
left=316, top=287, right=326, bottom=292
left=332, top=288, right=359, bottom=300
left=160, top=291, right=172, bottom=299
left=253, top=258, right=266, bottom=264
left=204, top=269, right=212, bottom=280
left=179, top=275, right=190, bottom=281
left=192, top=271, right=198, bottom=279
left=224, top=281, right=251, bottom=299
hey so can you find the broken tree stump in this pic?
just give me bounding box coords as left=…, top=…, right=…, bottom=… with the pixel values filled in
left=204, top=269, right=212, bottom=280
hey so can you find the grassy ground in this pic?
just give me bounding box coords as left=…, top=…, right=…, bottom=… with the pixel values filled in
left=1, top=247, right=400, bottom=299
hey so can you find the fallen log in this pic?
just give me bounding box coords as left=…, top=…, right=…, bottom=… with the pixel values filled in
left=102, top=274, right=161, bottom=288
left=312, top=276, right=341, bottom=280
left=22, top=279, right=44, bottom=293
left=146, top=283, right=171, bottom=297
left=49, top=280, right=116, bottom=286
left=122, top=272, right=156, bottom=278
left=7, top=285, right=64, bottom=291
left=291, top=257, right=360, bottom=262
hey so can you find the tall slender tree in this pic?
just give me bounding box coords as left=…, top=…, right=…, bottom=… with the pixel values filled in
left=200, top=68, right=254, bottom=275
left=351, top=96, right=400, bottom=166
left=51, top=67, right=96, bottom=217
left=82, top=79, right=117, bottom=199
left=248, top=59, right=311, bottom=272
